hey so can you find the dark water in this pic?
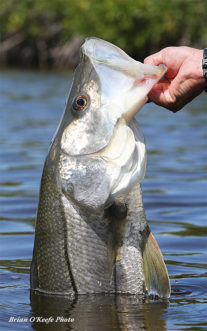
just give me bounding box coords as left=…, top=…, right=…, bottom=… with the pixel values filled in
left=0, top=69, right=207, bottom=330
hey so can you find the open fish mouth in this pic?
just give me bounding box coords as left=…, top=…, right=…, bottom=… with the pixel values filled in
left=90, top=116, right=146, bottom=199
left=82, top=37, right=166, bottom=123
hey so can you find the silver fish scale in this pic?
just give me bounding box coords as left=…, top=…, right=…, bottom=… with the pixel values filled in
left=62, top=194, right=115, bottom=293
left=113, top=189, right=147, bottom=293
left=30, top=160, right=74, bottom=294
left=62, top=179, right=147, bottom=294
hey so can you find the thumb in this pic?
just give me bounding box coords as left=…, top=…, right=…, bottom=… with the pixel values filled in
left=144, top=51, right=164, bottom=66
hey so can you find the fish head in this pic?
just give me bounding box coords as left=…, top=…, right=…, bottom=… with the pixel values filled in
left=53, top=38, right=166, bottom=210
left=59, top=37, right=166, bottom=156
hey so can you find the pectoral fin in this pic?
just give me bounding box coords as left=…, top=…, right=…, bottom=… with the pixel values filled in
left=141, top=226, right=171, bottom=299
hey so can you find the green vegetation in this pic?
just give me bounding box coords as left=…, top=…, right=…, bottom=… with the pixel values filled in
left=0, top=0, right=206, bottom=68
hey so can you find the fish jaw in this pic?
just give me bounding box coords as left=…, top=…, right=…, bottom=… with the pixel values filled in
left=82, top=37, right=167, bottom=123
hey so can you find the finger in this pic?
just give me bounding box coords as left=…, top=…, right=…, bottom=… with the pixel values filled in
left=147, top=82, right=178, bottom=111
left=148, top=82, right=169, bottom=103
left=144, top=52, right=172, bottom=80
left=148, top=83, right=182, bottom=112
left=144, top=50, right=164, bottom=66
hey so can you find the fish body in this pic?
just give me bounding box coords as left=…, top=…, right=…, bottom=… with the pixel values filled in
left=31, top=38, right=170, bottom=298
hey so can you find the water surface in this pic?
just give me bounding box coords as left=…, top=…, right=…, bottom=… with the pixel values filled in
left=0, top=69, right=207, bottom=330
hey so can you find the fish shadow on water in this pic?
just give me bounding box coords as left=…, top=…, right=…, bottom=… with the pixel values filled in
left=30, top=290, right=169, bottom=331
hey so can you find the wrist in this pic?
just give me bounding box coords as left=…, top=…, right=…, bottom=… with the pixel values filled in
left=192, top=49, right=207, bottom=92
left=202, top=48, right=207, bottom=92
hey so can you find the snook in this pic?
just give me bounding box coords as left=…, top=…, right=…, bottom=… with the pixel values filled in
left=30, top=38, right=170, bottom=298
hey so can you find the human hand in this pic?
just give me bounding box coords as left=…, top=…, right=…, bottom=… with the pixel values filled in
left=144, top=46, right=206, bottom=112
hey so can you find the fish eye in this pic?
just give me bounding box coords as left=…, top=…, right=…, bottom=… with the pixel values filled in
left=73, top=95, right=87, bottom=111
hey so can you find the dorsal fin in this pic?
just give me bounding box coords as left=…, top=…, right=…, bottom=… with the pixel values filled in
left=141, top=226, right=171, bottom=299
